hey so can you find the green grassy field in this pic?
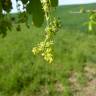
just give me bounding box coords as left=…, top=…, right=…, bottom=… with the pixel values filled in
left=0, top=3, right=96, bottom=96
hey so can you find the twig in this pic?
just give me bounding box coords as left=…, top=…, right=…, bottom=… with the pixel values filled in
left=70, top=9, right=96, bottom=14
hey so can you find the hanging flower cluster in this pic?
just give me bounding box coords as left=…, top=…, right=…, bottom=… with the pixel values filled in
left=32, top=0, right=61, bottom=63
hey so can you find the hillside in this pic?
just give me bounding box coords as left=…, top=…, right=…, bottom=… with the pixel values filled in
left=0, top=3, right=96, bottom=96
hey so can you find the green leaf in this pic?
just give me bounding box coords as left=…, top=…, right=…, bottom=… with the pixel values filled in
left=0, top=0, right=2, bottom=17
left=88, top=21, right=93, bottom=31
left=2, top=0, right=12, bottom=12
left=27, top=0, right=44, bottom=27
left=0, top=18, right=12, bottom=37
left=50, top=0, right=58, bottom=7
left=21, top=0, right=29, bottom=4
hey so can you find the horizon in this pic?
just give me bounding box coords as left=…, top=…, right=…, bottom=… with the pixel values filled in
left=59, top=0, right=96, bottom=5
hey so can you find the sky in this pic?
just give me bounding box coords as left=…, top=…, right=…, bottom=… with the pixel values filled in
left=59, top=0, right=96, bottom=5
left=11, top=0, right=96, bottom=13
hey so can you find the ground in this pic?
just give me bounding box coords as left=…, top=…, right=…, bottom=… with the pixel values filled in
left=69, top=63, right=96, bottom=96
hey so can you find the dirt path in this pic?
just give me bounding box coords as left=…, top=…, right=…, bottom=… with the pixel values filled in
left=69, top=64, right=96, bottom=96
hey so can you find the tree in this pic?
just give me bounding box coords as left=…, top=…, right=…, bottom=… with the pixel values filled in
left=0, top=0, right=58, bottom=37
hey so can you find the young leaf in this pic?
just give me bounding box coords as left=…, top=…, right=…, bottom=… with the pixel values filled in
left=88, top=21, right=93, bottom=31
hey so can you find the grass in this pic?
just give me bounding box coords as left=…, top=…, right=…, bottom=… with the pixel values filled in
left=0, top=3, right=96, bottom=96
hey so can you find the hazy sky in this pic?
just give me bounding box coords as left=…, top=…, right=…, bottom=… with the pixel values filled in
left=11, top=0, right=96, bottom=13
left=59, top=0, right=96, bottom=5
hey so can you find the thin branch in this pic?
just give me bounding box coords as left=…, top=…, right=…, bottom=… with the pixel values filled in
left=70, top=9, right=96, bottom=14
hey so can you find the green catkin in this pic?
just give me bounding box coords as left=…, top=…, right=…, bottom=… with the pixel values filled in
left=32, top=0, right=61, bottom=63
